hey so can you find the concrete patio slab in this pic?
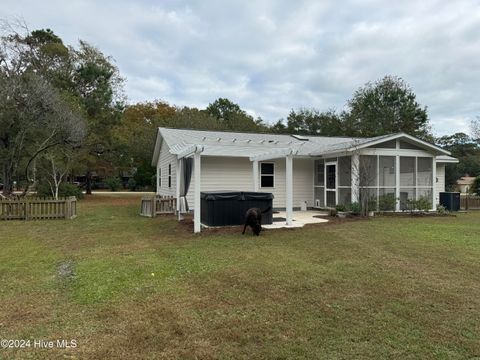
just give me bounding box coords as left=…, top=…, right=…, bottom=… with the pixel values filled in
left=263, top=210, right=329, bottom=229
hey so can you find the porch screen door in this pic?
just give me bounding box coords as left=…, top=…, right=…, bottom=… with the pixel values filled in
left=325, top=163, right=336, bottom=207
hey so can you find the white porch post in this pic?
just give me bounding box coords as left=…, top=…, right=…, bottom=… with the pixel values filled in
left=432, top=156, right=437, bottom=211
left=176, top=157, right=182, bottom=220
left=286, top=154, right=293, bottom=225
left=194, top=152, right=201, bottom=233
left=252, top=160, right=259, bottom=191
left=351, top=153, right=359, bottom=204
left=395, top=155, right=401, bottom=211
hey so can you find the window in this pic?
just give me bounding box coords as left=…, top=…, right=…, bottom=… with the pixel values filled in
left=159, top=168, right=162, bottom=188
left=168, top=164, right=172, bottom=188
left=260, top=162, right=274, bottom=188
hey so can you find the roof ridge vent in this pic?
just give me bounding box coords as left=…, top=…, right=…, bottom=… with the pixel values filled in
left=291, top=134, right=309, bottom=141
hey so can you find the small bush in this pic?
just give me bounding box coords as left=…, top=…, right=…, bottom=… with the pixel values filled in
left=436, top=204, right=448, bottom=215
left=60, top=183, right=84, bottom=199
left=36, top=182, right=83, bottom=199
left=105, top=177, right=121, bottom=192
left=349, top=202, right=361, bottom=215
left=335, top=204, right=347, bottom=212
left=379, top=194, right=396, bottom=211
left=127, top=178, right=137, bottom=191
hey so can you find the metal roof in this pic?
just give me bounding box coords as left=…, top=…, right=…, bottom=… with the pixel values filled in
left=152, top=127, right=454, bottom=165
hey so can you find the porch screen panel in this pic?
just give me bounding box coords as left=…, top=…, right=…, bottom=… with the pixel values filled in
left=314, top=160, right=324, bottom=186
left=314, top=187, right=325, bottom=208
left=338, top=157, right=351, bottom=186
left=379, top=188, right=396, bottom=211
left=379, top=156, right=395, bottom=187
left=314, top=160, right=324, bottom=207
left=360, top=156, right=377, bottom=186
left=400, top=157, right=415, bottom=186
left=338, top=188, right=351, bottom=206
left=400, top=188, right=415, bottom=210
left=417, top=157, right=433, bottom=186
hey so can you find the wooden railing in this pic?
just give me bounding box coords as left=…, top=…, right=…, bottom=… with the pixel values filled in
left=0, top=196, right=77, bottom=220
left=140, top=195, right=176, bottom=217
left=460, top=195, right=480, bottom=210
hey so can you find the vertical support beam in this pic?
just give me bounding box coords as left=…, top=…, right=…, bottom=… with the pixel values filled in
left=351, top=153, right=359, bottom=204
left=253, top=160, right=259, bottom=192
left=286, top=154, right=293, bottom=225
left=432, top=156, right=437, bottom=211
left=395, top=155, right=400, bottom=211
left=176, top=157, right=182, bottom=220
left=194, top=152, right=201, bottom=233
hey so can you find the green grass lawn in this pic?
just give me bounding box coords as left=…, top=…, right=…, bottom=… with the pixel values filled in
left=0, top=195, right=479, bottom=359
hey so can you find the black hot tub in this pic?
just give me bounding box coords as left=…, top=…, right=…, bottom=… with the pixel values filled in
left=200, top=191, right=273, bottom=226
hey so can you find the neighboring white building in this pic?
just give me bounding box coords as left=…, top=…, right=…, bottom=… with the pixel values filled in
left=152, top=127, right=458, bottom=232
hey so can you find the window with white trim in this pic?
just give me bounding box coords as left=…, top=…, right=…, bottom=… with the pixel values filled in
left=260, top=162, right=274, bottom=188
left=159, top=168, right=162, bottom=188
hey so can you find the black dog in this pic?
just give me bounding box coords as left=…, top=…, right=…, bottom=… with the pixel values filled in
left=242, top=207, right=271, bottom=236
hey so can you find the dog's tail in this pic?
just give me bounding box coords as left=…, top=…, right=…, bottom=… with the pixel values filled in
left=261, top=206, right=271, bottom=214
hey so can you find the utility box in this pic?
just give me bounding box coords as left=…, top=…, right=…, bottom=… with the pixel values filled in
left=439, top=192, right=461, bottom=211
left=200, top=191, right=273, bottom=226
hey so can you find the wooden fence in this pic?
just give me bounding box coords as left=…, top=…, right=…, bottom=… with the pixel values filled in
left=0, top=196, right=77, bottom=220
left=140, top=195, right=176, bottom=217
left=460, top=195, right=480, bottom=210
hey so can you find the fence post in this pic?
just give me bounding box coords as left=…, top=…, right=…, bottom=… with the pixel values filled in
left=24, top=197, right=29, bottom=221
left=151, top=197, right=156, bottom=218
left=466, top=195, right=469, bottom=211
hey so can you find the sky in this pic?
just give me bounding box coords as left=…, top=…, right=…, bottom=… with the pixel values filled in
left=3, top=0, right=480, bottom=135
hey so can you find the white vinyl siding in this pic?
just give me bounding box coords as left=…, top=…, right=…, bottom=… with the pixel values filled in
left=157, top=140, right=176, bottom=196
left=186, top=156, right=314, bottom=210
left=435, top=164, right=445, bottom=204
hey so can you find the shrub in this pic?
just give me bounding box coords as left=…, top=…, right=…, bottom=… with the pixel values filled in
left=471, top=176, right=480, bottom=195
left=127, top=178, right=137, bottom=191
left=105, top=177, right=121, bottom=192
left=36, top=182, right=83, bottom=199
left=349, top=202, right=361, bottom=215
left=378, top=194, right=396, bottom=211
left=437, top=204, right=448, bottom=215
left=335, top=204, right=347, bottom=212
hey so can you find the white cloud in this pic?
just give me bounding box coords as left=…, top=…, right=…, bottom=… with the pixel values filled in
left=3, top=0, right=480, bottom=135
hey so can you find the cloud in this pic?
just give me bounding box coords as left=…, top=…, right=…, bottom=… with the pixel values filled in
left=3, top=0, right=480, bottom=135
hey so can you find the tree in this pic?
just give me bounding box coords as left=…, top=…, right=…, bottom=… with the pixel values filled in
left=436, top=133, right=480, bottom=189
left=471, top=117, right=480, bottom=141
left=71, top=41, right=125, bottom=194
left=286, top=108, right=344, bottom=136
left=37, top=147, right=74, bottom=199
left=471, top=176, right=480, bottom=195
left=345, top=75, right=431, bottom=140
left=206, top=98, right=267, bottom=132
left=0, top=23, right=85, bottom=196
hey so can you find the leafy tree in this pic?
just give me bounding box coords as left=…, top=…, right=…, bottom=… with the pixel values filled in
left=436, top=133, right=480, bottom=189
left=286, top=108, right=344, bottom=136
left=471, top=117, right=480, bottom=141
left=471, top=176, right=480, bottom=195
left=206, top=98, right=268, bottom=132
left=71, top=41, right=125, bottom=194
left=0, top=24, right=85, bottom=196
left=345, top=75, right=431, bottom=140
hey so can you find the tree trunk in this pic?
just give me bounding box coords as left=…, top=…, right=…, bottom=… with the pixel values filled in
left=2, top=164, right=13, bottom=196
left=86, top=170, right=92, bottom=195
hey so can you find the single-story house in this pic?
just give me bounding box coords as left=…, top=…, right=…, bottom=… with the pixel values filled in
left=152, top=127, right=458, bottom=232
left=455, top=176, right=476, bottom=194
